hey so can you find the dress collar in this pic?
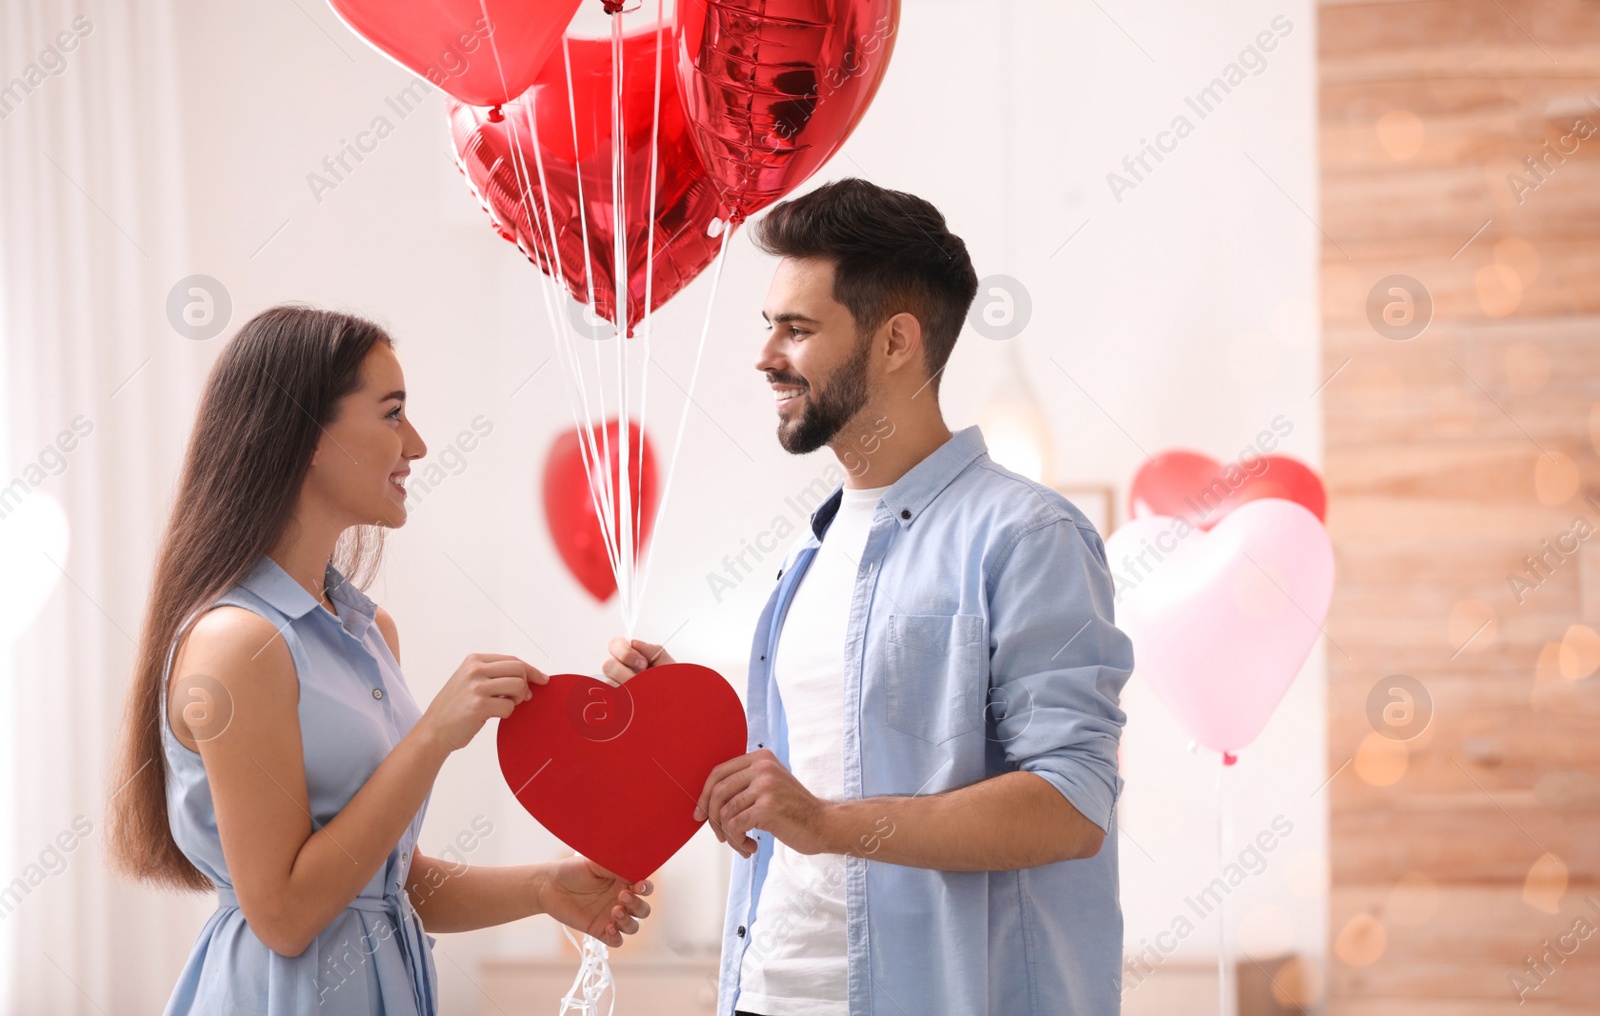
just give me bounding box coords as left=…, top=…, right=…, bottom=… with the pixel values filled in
left=240, top=553, right=377, bottom=625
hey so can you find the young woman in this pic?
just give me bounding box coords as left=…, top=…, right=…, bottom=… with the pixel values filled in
left=105, top=305, right=650, bottom=1015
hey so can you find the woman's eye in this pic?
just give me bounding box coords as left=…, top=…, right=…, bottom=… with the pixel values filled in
left=387, top=405, right=403, bottom=420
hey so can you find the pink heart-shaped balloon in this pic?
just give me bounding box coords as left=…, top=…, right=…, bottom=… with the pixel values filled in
left=1129, top=450, right=1326, bottom=531
left=497, top=666, right=747, bottom=883
left=1106, top=499, right=1334, bottom=755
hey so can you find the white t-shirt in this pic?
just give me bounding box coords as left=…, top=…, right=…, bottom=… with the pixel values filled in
left=736, top=484, right=888, bottom=1016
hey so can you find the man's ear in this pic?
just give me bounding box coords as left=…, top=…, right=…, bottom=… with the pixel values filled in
left=881, top=311, right=925, bottom=376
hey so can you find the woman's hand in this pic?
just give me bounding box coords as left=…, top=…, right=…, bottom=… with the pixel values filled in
left=600, top=637, right=676, bottom=685
left=420, top=653, right=546, bottom=753
left=538, top=857, right=653, bottom=948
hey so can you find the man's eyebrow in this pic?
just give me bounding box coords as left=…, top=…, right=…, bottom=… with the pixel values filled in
left=763, top=311, right=823, bottom=325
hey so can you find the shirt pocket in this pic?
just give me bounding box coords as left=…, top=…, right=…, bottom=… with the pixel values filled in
left=884, top=613, right=988, bottom=744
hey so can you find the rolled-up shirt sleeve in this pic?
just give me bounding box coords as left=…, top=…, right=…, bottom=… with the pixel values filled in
left=986, top=517, right=1133, bottom=833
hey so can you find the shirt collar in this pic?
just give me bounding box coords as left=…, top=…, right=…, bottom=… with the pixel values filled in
left=883, top=425, right=989, bottom=527
left=241, top=553, right=377, bottom=625
left=807, top=425, right=990, bottom=538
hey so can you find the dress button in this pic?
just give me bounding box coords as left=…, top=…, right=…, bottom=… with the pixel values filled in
left=737, top=925, right=746, bottom=938
left=900, top=509, right=911, bottom=520
left=372, top=688, right=384, bottom=700
left=401, top=851, right=409, bottom=864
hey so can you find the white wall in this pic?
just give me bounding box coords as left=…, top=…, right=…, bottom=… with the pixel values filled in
left=52, top=0, right=1322, bottom=1010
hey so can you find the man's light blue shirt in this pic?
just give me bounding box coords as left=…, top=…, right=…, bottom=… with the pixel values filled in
left=718, top=425, right=1134, bottom=1016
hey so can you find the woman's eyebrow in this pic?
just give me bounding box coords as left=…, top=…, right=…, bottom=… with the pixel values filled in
left=381, top=389, right=405, bottom=402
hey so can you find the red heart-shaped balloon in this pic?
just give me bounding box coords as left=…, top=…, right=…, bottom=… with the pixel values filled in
left=1129, top=450, right=1326, bottom=531
left=497, top=666, right=748, bottom=883
left=542, top=418, right=658, bottom=603
left=328, top=0, right=581, bottom=107
left=676, top=0, right=902, bottom=221
left=449, top=20, right=726, bottom=333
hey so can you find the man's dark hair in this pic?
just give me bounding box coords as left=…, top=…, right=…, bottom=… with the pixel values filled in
left=752, top=178, right=979, bottom=389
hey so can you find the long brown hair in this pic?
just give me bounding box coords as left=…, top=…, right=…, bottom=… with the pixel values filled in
left=106, top=305, right=393, bottom=891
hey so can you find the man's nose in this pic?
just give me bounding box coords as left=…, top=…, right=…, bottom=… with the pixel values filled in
left=755, top=338, right=785, bottom=374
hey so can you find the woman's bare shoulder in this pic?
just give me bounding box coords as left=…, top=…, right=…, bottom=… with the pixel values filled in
left=169, top=606, right=297, bottom=747
left=173, top=605, right=296, bottom=688
left=182, top=604, right=281, bottom=651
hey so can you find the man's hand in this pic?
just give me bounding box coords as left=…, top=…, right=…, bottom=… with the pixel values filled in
left=695, top=749, right=836, bottom=858
left=600, top=636, right=676, bottom=684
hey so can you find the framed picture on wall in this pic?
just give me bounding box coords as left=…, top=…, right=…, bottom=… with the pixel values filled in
left=1053, top=485, right=1116, bottom=540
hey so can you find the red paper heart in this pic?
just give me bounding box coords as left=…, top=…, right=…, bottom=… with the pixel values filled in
left=1129, top=450, right=1326, bottom=531
left=497, top=665, right=747, bottom=883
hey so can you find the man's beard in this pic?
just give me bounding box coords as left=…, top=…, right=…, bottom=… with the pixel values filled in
left=772, top=333, right=872, bottom=455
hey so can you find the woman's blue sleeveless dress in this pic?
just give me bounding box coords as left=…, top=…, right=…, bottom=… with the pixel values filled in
left=159, top=553, right=439, bottom=1015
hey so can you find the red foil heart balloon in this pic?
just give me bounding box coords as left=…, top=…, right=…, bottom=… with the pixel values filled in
left=449, top=20, right=726, bottom=333
left=498, top=666, right=748, bottom=883
left=542, top=418, right=658, bottom=603
left=328, top=0, right=581, bottom=108
left=675, top=0, right=902, bottom=222
left=1129, top=449, right=1327, bottom=531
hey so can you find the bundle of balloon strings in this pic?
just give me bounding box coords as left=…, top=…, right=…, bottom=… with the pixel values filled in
left=558, top=928, right=615, bottom=1015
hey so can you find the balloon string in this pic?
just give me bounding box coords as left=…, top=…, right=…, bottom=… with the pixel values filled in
left=632, top=229, right=731, bottom=615
left=628, top=0, right=667, bottom=636
left=480, top=3, right=699, bottom=636
left=1216, top=759, right=1232, bottom=1016
left=512, top=94, right=627, bottom=585
left=507, top=99, right=625, bottom=589
left=474, top=0, right=570, bottom=355
left=558, top=33, right=622, bottom=580
left=475, top=18, right=623, bottom=588
left=562, top=37, right=602, bottom=319
left=469, top=36, right=625, bottom=593
left=476, top=0, right=512, bottom=112
left=558, top=34, right=627, bottom=588
left=610, top=8, right=635, bottom=631
left=557, top=928, right=616, bottom=1016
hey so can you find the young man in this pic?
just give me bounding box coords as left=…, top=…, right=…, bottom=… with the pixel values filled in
left=603, top=178, right=1133, bottom=1016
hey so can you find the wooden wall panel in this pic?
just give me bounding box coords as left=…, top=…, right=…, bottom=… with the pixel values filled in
left=1319, top=0, right=1600, bottom=1012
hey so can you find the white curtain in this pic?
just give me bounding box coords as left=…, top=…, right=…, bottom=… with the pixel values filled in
left=1, top=1, right=216, bottom=1012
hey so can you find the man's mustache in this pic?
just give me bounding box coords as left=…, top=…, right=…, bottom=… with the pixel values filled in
left=764, top=370, right=808, bottom=389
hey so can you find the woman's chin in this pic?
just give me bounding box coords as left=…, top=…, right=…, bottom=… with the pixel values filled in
left=374, top=497, right=409, bottom=528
